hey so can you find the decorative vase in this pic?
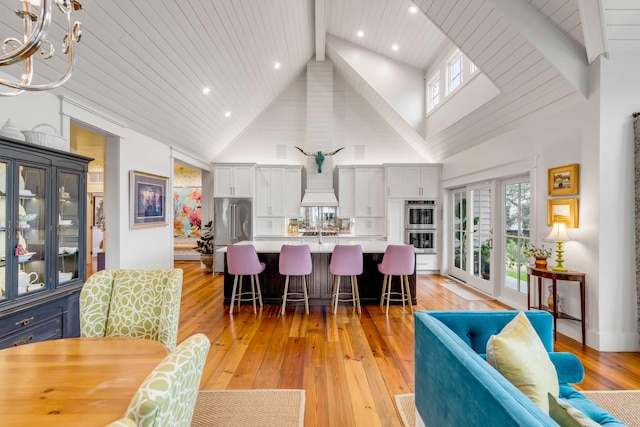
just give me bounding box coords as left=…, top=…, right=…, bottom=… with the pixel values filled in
left=200, top=254, right=214, bottom=273
left=534, top=257, right=548, bottom=269
left=547, top=285, right=555, bottom=310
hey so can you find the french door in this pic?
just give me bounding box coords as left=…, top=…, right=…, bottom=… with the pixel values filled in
left=449, top=183, right=494, bottom=295
left=500, top=177, right=530, bottom=307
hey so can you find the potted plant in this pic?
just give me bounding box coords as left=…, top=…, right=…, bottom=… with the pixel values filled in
left=195, top=220, right=214, bottom=272
left=524, top=243, right=552, bottom=269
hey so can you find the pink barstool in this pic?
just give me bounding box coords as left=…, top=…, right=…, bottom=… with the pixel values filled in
left=280, top=244, right=312, bottom=315
left=329, top=245, right=363, bottom=314
left=227, top=244, right=265, bottom=314
left=379, top=244, right=415, bottom=314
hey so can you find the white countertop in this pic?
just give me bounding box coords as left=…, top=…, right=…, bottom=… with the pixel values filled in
left=216, top=240, right=412, bottom=254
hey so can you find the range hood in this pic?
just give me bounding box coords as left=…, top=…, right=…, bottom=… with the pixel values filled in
left=300, top=61, right=339, bottom=207
left=300, top=189, right=338, bottom=207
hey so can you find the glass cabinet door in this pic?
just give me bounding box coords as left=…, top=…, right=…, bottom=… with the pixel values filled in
left=58, top=171, right=81, bottom=286
left=0, top=162, right=6, bottom=301
left=18, top=165, right=47, bottom=296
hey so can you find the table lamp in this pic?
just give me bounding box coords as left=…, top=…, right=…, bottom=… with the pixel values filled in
left=545, top=222, right=571, bottom=272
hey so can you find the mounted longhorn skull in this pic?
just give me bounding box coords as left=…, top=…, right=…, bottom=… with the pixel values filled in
left=294, top=146, right=345, bottom=173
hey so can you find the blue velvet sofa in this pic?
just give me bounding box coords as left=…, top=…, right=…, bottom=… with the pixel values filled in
left=414, top=311, right=624, bottom=426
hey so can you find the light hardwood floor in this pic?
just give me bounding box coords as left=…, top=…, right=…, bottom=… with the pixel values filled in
left=174, top=261, right=640, bottom=427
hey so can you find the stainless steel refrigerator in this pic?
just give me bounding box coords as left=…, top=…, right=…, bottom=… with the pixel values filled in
left=213, top=198, right=253, bottom=273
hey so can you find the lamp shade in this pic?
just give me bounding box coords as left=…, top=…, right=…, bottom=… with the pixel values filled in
left=545, top=222, right=571, bottom=241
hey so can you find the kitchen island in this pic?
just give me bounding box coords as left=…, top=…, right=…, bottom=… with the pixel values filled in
left=217, top=240, right=416, bottom=307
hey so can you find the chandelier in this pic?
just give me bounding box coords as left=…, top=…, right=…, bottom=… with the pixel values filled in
left=0, top=0, right=82, bottom=96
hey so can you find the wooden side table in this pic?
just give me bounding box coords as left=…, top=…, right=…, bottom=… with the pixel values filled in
left=526, top=266, right=586, bottom=345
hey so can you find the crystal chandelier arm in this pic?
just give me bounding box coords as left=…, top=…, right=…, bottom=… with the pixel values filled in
left=0, top=0, right=51, bottom=66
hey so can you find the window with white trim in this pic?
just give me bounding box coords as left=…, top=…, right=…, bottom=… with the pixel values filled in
left=425, top=48, right=483, bottom=115
left=448, top=51, right=463, bottom=94
left=427, top=73, right=440, bottom=112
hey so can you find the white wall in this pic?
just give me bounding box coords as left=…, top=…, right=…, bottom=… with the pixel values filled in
left=440, top=86, right=639, bottom=350
left=598, top=40, right=640, bottom=351
left=0, top=90, right=197, bottom=271
left=0, top=90, right=63, bottom=147
left=117, top=132, right=173, bottom=269
left=217, top=64, right=421, bottom=165
left=326, top=36, right=425, bottom=133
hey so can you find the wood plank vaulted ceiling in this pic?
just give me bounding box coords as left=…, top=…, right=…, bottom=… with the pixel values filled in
left=1, top=0, right=639, bottom=164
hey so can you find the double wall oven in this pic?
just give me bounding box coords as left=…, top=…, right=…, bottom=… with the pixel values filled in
left=405, top=200, right=437, bottom=254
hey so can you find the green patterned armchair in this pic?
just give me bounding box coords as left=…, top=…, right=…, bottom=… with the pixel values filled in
left=105, top=333, right=211, bottom=427
left=80, top=269, right=183, bottom=351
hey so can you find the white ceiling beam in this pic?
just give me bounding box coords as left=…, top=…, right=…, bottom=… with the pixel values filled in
left=315, top=0, right=326, bottom=61
left=488, top=0, right=590, bottom=98
left=577, top=0, right=609, bottom=63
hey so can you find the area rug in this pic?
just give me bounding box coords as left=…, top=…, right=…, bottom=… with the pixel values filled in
left=394, top=393, right=416, bottom=427
left=395, top=392, right=640, bottom=427
left=192, top=389, right=305, bottom=427
left=438, top=280, right=495, bottom=301
left=582, top=390, right=640, bottom=427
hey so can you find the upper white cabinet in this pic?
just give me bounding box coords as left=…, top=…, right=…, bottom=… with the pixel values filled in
left=386, top=167, right=404, bottom=198
left=337, top=167, right=355, bottom=218
left=213, top=165, right=254, bottom=197
left=386, top=165, right=440, bottom=199
left=283, top=167, right=302, bottom=217
left=355, top=167, right=384, bottom=217
left=256, top=166, right=301, bottom=218
left=256, top=167, right=284, bottom=216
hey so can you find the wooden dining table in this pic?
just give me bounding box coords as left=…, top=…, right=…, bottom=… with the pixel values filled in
left=0, top=337, right=169, bottom=427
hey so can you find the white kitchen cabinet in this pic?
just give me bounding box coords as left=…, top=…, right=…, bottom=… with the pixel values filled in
left=386, top=165, right=440, bottom=199
left=213, top=165, right=254, bottom=197
left=416, top=254, right=439, bottom=274
left=337, top=167, right=355, bottom=218
left=256, top=166, right=301, bottom=218
left=386, top=198, right=404, bottom=245
left=256, top=167, right=285, bottom=217
left=386, top=167, right=404, bottom=198
left=283, top=167, right=302, bottom=217
left=354, top=218, right=386, bottom=236
left=255, top=218, right=286, bottom=236
left=354, top=167, right=384, bottom=217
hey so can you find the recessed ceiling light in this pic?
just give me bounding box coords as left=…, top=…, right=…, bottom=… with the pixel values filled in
left=392, top=44, right=399, bottom=51
left=274, top=62, right=281, bottom=69
left=225, top=111, right=232, bottom=118
left=202, top=87, right=211, bottom=95
left=409, top=5, right=417, bottom=14
left=357, top=30, right=364, bottom=38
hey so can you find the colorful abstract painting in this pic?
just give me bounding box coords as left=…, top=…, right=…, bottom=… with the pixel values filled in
left=173, top=187, right=202, bottom=237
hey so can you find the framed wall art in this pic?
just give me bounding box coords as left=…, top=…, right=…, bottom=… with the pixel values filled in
left=130, top=170, right=168, bottom=229
left=93, top=194, right=104, bottom=227
left=547, top=198, right=579, bottom=228
left=548, top=163, right=579, bottom=196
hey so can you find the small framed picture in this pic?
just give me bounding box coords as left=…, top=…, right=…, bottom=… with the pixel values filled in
left=130, top=170, right=168, bottom=229
left=93, top=194, right=104, bottom=227
left=548, top=163, right=579, bottom=196
left=547, top=198, right=579, bottom=228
